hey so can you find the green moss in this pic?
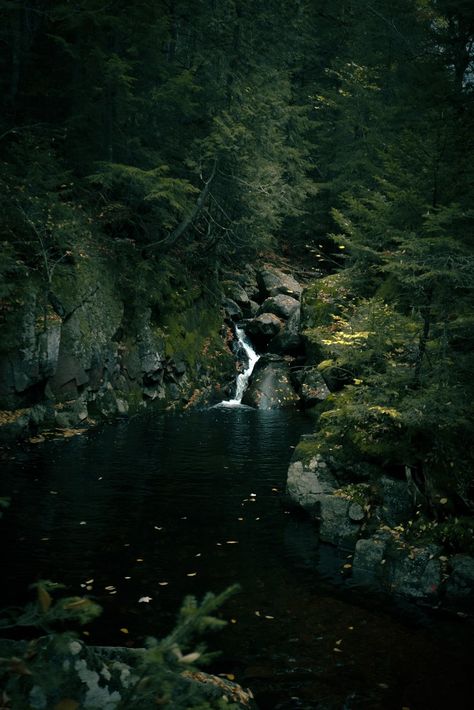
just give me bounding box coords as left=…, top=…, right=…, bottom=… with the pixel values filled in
left=292, top=435, right=324, bottom=464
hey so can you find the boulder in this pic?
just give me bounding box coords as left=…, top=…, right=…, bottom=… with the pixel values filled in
left=286, top=454, right=338, bottom=512
left=222, top=297, right=243, bottom=321
left=445, top=554, right=474, bottom=600
left=48, top=346, right=89, bottom=398
left=257, top=294, right=300, bottom=320
left=267, top=306, right=303, bottom=355
left=376, top=476, right=415, bottom=527
left=241, top=354, right=299, bottom=409
left=317, top=494, right=362, bottom=548
left=256, top=267, right=302, bottom=300
left=387, top=544, right=442, bottom=599
left=245, top=313, right=283, bottom=346
left=352, top=536, right=388, bottom=583
left=222, top=280, right=251, bottom=308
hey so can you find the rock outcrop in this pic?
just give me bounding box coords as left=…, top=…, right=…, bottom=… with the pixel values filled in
left=241, top=355, right=299, bottom=410
left=285, top=436, right=474, bottom=605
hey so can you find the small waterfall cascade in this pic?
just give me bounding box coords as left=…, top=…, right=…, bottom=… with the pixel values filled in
left=221, top=325, right=260, bottom=406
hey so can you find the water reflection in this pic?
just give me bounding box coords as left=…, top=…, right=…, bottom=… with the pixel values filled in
left=2, top=409, right=474, bottom=709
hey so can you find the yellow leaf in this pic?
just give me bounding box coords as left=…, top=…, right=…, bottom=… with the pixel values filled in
left=38, top=585, right=52, bottom=613
left=226, top=673, right=235, bottom=681
left=120, top=628, right=129, bottom=634
left=54, top=700, right=79, bottom=710
left=439, top=498, right=448, bottom=505
left=187, top=572, right=197, bottom=577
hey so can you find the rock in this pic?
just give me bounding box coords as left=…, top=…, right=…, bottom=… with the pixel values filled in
left=297, top=368, right=330, bottom=406
left=92, top=388, right=120, bottom=418
left=257, top=267, right=302, bottom=300
left=445, top=555, right=474, bottom=599
left=348, top=502, right=365, bottom=521
left=257, top=294, right=300, bottom=320
left=0, top=412, right=31, bottom=442
left=377, top=476, right=415, bottom=526
left=48, top=346, right=89, bottom=398
left=317, top=494, right=362, bottom=548
left=122, top=348, right=141, bottom=380
left=286, top=454, right=338, bottom=512
left=387, top=544, right=442, bottom=598
left=29, top=403, right=56, bottom=428
left=222, top=280, right=251, bottom=308
left=245, top=313, right=283, bottom=346
left=116, top=398, right=129, bottom=416
left=241, top=355, right=299, bottom=409
left=267, top=306, right=303, bottom=355
left=55, top=411, right=79, bottom=428
left=247, top=300, right=260, bottom=317
left=222, top=297, right=243, bottom=321
left=352, top=536, right=388, bottom=582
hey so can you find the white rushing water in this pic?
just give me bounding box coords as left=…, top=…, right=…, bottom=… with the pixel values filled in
left=220, top=325, right=260, bottom=406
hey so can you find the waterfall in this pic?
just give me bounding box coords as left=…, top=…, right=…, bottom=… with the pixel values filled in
left=220, top=325, right=260, bottom=406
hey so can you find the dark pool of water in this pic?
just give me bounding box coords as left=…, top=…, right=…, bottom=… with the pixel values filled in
left=1, top=408, right=474, bottom=709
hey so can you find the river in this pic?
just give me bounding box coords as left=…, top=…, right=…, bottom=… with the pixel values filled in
left=1, top=408, right=474, bottom=709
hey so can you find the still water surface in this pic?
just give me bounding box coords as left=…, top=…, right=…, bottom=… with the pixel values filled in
left=2, top=408, right=474, bottom=709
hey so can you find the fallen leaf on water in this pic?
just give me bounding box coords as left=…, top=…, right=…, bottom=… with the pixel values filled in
left=79, top=521, right=87, bottom=525
left=154, top=526, right=163, bottom=531
left=271, top=487, right=278, bottom=492
left=124, top=576, right=131, bottom=580
left=85, top=579, right=94, bottom=584
left=439, top=498, right=448, bottom=505
left=54, top=700, right=79, bottom=710
left=195, top=553, right=201, bottom=557
left=226, top=540, right=239, bottom=544
left=254, top=611, right=261, bottom=617
left=336, top=639, right=342, bottom=646
left=109, top=590, right=117, bottom=595
left=216, top=542, right=222, bottom=546
left=265, top=615, right=274, bottom=620
left=378, top=683, right=389, bottom=689
left=255, top=517, right=260, bottom=521
left=348, top=626, right=354, bottom=630
left=158, top=582, right=169, bottom=586
left=120, top=628, right=129, bottom=634
left=82, top=631, right=90, bottom=637
left=29, top=436, right=45, bottom=444
left=50, top=490, right=59, bottom=495
left=138, top=596, right=152, bottom=603
left=104, top=586, right=115, bottom=591
left=250, top=493, right=256, bottom=497
left=238, top=517, right=244, bottom=521
left=136, top=558, right=144, bottom=562
left=86, top=585, right=93, bottom=591
left=230, top=619, right=237, bottom=624
left=343, top=564, right=352, bottom=569
left=41, top=537, right=50, bottom=541
left=187, top=572, right=197, bottom=577
left=333, top=648, right=342, bottom=653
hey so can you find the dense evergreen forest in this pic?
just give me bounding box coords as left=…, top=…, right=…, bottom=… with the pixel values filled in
left=2, top=0, right=474, bottom=521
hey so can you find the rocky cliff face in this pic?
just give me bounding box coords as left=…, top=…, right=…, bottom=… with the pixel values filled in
left=0, top=251, right=236, bottom=440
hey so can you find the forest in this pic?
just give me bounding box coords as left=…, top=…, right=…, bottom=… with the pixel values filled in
left=1, top=0, right=474, bottom=708
left=2, top=0, right=474, bottom=525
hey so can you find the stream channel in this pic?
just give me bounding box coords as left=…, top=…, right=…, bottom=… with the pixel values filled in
left=2, top=407, right=474, bottom=709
